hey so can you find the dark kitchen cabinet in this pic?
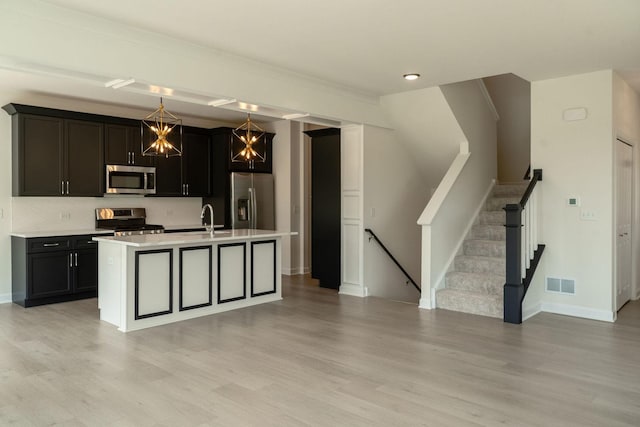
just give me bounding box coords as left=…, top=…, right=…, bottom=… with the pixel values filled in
left=105, top=124, right=154, bottom=167
left=4, top=107, right=104, bottom=197
left=154, top=155, right=183, bottom=196
left=181, top=131, right=211, bottom=196
left=11, top=234, right=100, bottom=307
left=153, top=129, right=211, bottom=197
left=65, top=120, right=104, bottom=196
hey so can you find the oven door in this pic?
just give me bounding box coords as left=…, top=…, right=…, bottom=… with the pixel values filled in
left=106, top=165, right=156, bottom=194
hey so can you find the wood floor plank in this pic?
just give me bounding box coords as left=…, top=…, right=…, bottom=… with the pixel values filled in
left=0, top=275, right=639, bottom=426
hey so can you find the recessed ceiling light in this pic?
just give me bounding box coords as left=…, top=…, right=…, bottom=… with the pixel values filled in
left=403, top=73, right=420, bottom=81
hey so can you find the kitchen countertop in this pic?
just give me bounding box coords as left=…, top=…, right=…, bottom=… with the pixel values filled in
left=10, top=229, right=114, bottom=239
left=93, top=229, right=296, bottom=247
left=10, top=224, right=223, bottom=239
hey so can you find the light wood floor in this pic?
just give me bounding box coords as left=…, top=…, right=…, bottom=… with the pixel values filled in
left=1, top=275, right=639, bottom=426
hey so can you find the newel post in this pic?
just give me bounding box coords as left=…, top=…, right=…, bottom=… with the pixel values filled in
left=504, top=203, right=523, bottom=324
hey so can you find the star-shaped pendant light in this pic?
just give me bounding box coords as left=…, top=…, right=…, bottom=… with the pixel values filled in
left=232, top=113, right=265, bottom=162
left=141, top=97, right=183, bottom=158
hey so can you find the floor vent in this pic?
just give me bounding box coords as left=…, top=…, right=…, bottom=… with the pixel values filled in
left=546, top=277, right=576, bottom=295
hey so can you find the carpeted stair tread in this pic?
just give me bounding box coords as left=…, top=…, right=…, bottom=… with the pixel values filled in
left=445, top=271, right=504, bottom=295
left=478, top=210, right=505, bottom=225
left=436, top=289, right=502, bottom=318
left=454, top=255, right=505, bottom=275
left=463, top=239, right=506, bottom=257
left=470, top=224, right=506, bottom=241
left=486, top=196, right=520, bottom=211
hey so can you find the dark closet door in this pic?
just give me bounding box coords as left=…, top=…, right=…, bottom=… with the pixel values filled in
left=306, top=128, right=341, bottom=289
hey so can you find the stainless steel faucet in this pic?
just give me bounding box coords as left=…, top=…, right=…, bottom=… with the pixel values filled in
left=200, top=204, right=215, bottom=237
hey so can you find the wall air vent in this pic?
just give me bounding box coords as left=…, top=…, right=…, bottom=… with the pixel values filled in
left=546, top=277, right=576, bottom=295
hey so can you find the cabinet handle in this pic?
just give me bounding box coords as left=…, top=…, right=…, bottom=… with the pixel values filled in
left=69, top=253, right=73, bottom=268
left=132, top=152, right=135, bottom=164
left=43, top=243, right=60, bottom=247
left=186, top=183, right=189, bottom=195
left=75, top=252, right=78, bottom=267
left=66, top=181, right=70, bottom=195
left=61, top=181, right=64, bottom=195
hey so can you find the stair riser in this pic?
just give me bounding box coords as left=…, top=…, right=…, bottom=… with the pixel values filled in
left=463, top=240, right=506, bottom=257
left=478, top=211, right=504, bottom=225
left=445, top=273, right=503, bottom=295
left=436, top=290, right=502, bottom=318
left=470, top=226, right=505, bottom=241
left=455, top=257, right=505, bottom=275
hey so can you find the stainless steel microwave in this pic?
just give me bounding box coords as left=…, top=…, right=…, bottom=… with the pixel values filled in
left=106, top=165, right=156, bottom=195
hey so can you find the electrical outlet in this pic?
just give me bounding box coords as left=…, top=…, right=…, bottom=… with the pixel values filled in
left=370, top=207, right=376, bottom=218
left=60, top=212, right=71, bottom=220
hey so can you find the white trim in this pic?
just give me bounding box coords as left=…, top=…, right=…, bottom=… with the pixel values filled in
left=432, top=179, right=496, bottom=291
left=418, top=142, right=471, bottom=225
left=540, top=302, right=615, bottom=322
left=522, top=303, right=542, bottom=321
left=418, top=296, right=432, bottom=309
left=339, top=282, right=366, bottom=297
left=0, top=293, right=11, bottom=304
left=477, top=79, right=500, bottom=121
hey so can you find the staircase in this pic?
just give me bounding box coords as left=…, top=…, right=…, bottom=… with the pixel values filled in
left=436, top=183, right=528, bottom=318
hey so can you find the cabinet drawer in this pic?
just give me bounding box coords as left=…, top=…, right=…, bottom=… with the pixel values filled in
left=73, top=236, right=100, bottom=249
left=28, top=238, right=71, bottom=253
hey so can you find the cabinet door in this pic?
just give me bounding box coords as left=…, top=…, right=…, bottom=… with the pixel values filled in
left=250, top=134, right=273, bottom=173
left=104, top=124, right=130, bottom=165
left=18, top=115, right=64, bottom=196
left=74, top=248, right=98, bottom=293
left=28, top=251, right=73, bottom=298
left=66, top=120, right=104, bottom=196
left=182, top=132, right=211, bottom=196
left=154, top=155, right=183, bottom=196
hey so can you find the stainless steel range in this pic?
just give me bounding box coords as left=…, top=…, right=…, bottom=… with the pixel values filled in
left=95, top=208, right=164, bottom=236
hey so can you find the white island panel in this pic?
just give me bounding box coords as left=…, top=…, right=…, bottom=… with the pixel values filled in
left=180, top=246, right=212, bottom=310
left=218, top=243, right=246, bottom=303
left=136, top=250, right=172, bottom=318
left=252, top=240, right=276, bottom=296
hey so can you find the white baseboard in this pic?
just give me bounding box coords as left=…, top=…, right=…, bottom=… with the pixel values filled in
left=339, top=283, right=366, bottom=297
left=281, top=267, right=309, bottom=276
left=0, top=293, right=11, bottom=304
left=540, top=302, right=615, bottom=323
left=522, top=303, right=542, bottom=321
left=418, top=297, right=433, bottom=309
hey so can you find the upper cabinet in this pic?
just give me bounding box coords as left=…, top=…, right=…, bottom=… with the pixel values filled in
left=7, top=109, right=104, bottom=197
left=104, top=124, right=153, bottom=167
left=150, top=128, right=211, bottom=197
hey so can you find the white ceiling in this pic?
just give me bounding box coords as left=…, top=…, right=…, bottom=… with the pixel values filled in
left=37, top=0, right=640, bottom=96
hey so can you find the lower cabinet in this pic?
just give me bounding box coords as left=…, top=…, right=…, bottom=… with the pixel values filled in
left=12, top=235, right=99, bottom=307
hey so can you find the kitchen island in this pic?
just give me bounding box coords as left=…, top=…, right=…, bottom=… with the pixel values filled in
left=93, top=229, right=293, bottom=332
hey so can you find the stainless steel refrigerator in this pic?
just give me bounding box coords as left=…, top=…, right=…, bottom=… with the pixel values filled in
left=230, top=172, right=275, bottom=229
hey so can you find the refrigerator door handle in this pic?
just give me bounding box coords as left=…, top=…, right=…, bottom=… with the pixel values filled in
left=250, top=187, right=257, bottom=229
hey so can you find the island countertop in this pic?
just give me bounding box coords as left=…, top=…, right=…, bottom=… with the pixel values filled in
left=93, top=229, right=296, bottom=247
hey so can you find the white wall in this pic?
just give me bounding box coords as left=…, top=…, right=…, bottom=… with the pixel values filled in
left=362, top=125, right=425, bottom=302
left=380, top=87, right=466, bottom=190
left=269, top=120, right=303, bottom=275
left=483, top=74, right=531, bottom=182
left=527, top=70, right=615, bottom=321
left=418, top=80, right=497, bottom=307
left=613, top=72, right=640, bottom=300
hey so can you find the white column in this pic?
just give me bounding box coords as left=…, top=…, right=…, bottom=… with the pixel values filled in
left=340, top=125, right=366, bottom=297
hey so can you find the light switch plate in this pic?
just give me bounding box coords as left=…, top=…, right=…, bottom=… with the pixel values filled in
left=580, top=209, right=596, bottom=221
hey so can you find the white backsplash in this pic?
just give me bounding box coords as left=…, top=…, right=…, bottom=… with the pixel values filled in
left=12, top=196, right=203, bottom=232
